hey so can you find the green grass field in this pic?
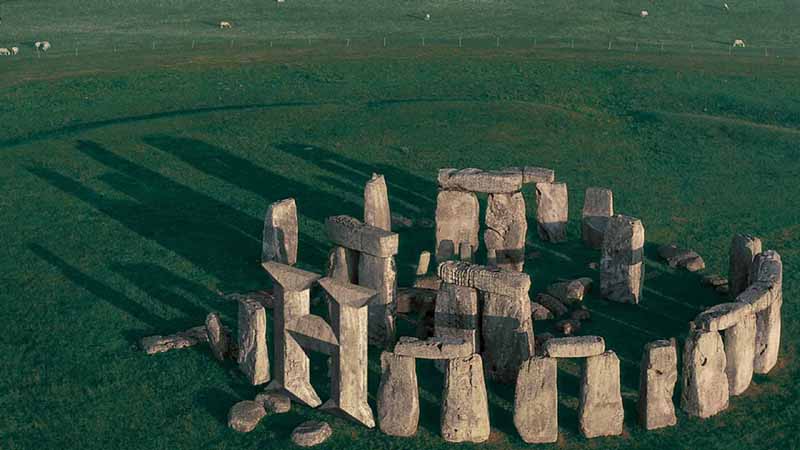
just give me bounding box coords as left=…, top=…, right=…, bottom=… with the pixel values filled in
left=1, top=1, right=799, bottom=450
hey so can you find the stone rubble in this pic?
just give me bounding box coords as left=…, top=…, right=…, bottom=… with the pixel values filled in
left=140, top=325, right=208, bottom=355
left=291, top=421, right=333, bottom=447
left=658, top=244, right=706, bottom=272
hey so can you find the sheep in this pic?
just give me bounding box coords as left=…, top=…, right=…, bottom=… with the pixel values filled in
left=219, top=21, right=232, bottom=29
left=733, top=39, right=746, bottom=48
left=35, top=41, right=51, bottom=51
left=0, top=48, right=10, bottom=56
left=425, top=13, right=431, bottom=21
left=723, top=3, right=730, bottom=11
left=11, top=46, right=18, bottom=55
left=640, top=10, right=649, bottom=18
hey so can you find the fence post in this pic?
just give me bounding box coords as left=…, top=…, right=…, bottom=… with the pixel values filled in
left=496, top=36, right=500, bottom=48
left=608, top=40, right=612, bottom=50
left=270, top=40, right=273, bottom=48
left=422, top=36, right=425, bottom=46
left=534, top=37, right=537, bottom=46
left=152, top=41, right=156, bottom=50
left=660, top=41, right=664, bottom=52
left=635, top=42, right=639, bottom=51
left=571, top=38, right=575, bottom=49
left=346, top=38, right=350, bottom=47
left=192, top=39, right=196, bottom=49
left=459, top=36, right=462, bottom=48
left=764, top=47, right=768, bottom=57
left=383, top=37, right=387, bottom=48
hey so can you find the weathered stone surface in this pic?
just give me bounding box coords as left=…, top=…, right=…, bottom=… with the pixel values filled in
left=287, top=314, right=338, bottom=355
left=291, top=421, right=332, bottom=447
left=535, top=182, right=568, bottom=242
left=435, top=190, right=479, bottom=262
left=262, top=198, right=298, bottom=265
left=750, top=250, right=783, bottom=374
left=582, top=216, right=609, bottom=249
left=702, top=274, right=728, bottom=287
left=263, top=261, right=321, bottom=292
left=554, top=319, right=581, bottom=336
left=223, top=290, right=275, bottom=309
left=255, top=391, right=291, bottom=414
left=228, top=400, right=266, bottom=433
left=364, top=173, right=391, bottom=231
left=327, top=246, right=358, bottom=284
left=736, top=282, right=773, bottom=312
left=503, top=166, right=556, bottom=184
left=658, top=244, right=706, bottom=272
left=394, top=336, right=472, bottom=360
left=437, top=261, right=531, bottom=297
left=729, top=234, right=762, bottom=298
left=413, top=274, right=442, bottom=290
left=483, top=291, right=535, bottom=383
left=695, top=302, right=754, bottom=332
left=458, top=241, right=473, bottom=262
left=531, top=302, right=554, bottom=320
left=238, top=299, right=270, bottom=385
left=416, top=250, right=431, bottom=276
left=579, top=351, right=624, bottom=438
left=638, top=339, right=677, bottom=430
left=377, top=352, right=420, bottom=437
left=582, top=187, right=613, bottom=217
left=514, top=356, right=558, bottom=443
left=435, top=282, right=480, bottom=354
left=600, top=215, right=644, bottom=304
left=534, top=332, right=554, bottom=353
left=140, top=325, right=207, bottom=355
left=723, top=311, right=756, bottom=395
left=570, top=308, right=591, bottom=322
left=544, top=336, right=604, bottom=358
left=484, top=192, right=527, bottom=271
left=358, top=254, right=397, bottom=348
left=547, top=278, right=592, bottom=305
left=441, top=354, right=491, bottom=443
left=438, top=167, right=523, bottom=193
left=390, top=213, right=413, bottom=229
left=535, top=293, right=568, bottom=317
left=206, top=312, right=231, bottom=361
left=396, top=287, right=436, bottom=314
left=681, top=329, right=729, bottom=418
left=325, top=215, right=399, bottom=257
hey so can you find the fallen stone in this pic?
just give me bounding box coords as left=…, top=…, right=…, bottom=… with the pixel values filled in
left=600, top=215, right=644, bottom=304
left=394, top=336, right=472, bottom=360
left=441, top=354, right=491, bottom=443
left=531, top=302, right=554, bottom=320
left=681, top=329, right=729, bottom=418
left=365, top=174, right=391, bottom=231
left=417, top=218, right=435, bottom=229
left=723, top=311, right=756, bottom=396
left=579, top=350, right=624, bottom=438
left=535, top=293, right=568, bottom=317
left=658, top=244, right=705, bottom=272
left=255, top=391, right=291, bottom=414
left=390, top=213, right=413, bottom=230
left=228, top=400, right=266, bottom=433
left=482, top=291, right=535, bottom=383
left=514, top=356, right=558, bottom=443
left=376, top=352, right=419, bottom=437
left=694, top=302, right=753, bottom=332
left=437, top=261, right=531, bottom=297
left=413, top=274, right=442, bottom=290
left=484, top=191, right=527, bottom=271
left=543, top=336, right=605, bottom=358
left=638, top=339, right=677, bottom=430
left=715, top=284, right=730, bottom=295
left=438, top=167, right=523, bottom=193
left=570, top=308, right=591, bottom=322
left=435, top=190, right=479, bottom=262
left=702, top=274, right=728, bottom=287
left=729, top=234, right=762, bottom=298
left=238, top=299, right=270, bottom=385
left=206, top=312, right=232, bottom=361
left=547, top=278, right=592, bottom=305
left=262, top=198, right=298, bottom=265
left=325, top=215, right=399, bottom=257
left=396, top=287, right=436, bottom=314
left=222, top=290, right=275, bottom=309
left=140, top=325, right=207, bottom=355
left=535, top=182, right=568, bottom=242
left=291, top=421, right=333, bottom=447
left=554, top=319, right=581, bottom=336
left=415, top=251, right=431, bottom=276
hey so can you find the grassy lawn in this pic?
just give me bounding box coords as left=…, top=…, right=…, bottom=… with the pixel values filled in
left=1, top=1, right=799, bottom=449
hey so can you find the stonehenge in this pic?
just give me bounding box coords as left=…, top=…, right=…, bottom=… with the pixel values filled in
left=364, top=173, right=391, bottom=231
left=638, top=339, right=677, bottom=430
left=262, top=198, right=298, bottom=265
left=543, top=335, right=605, bottom=358
left=681, top=327, right=729, bottom=418
left=600, top=214, right=644, bottom=304
left=484, top=191, right=527, bottom=271
left=435, top=189, right=479, bottom=262
left=749, top=250, right=782, bottom=374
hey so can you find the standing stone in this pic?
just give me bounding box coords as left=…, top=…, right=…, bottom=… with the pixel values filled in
left=600, top=215, right=645, bottom=304
left=365, top=173, right=391, bottom=231
left=435, top=282, right=480, bottom=355
left=723, top=311, right=756, bottom=395
left=359, top=254, right=397, bottom=348
left=458, top=242, right=473, bottom=262
left=729, top=234, right=762, bottom=298
left=579, top=350, right=624, bottom=438
left=681, top=328, right=729, bottom=418
left=485, top=192, right=527, bottom=271
left=582, top=187, right=613, bottom=249
left=206, top=312, right=232, bottom=361
left=638, top=340, right=677, bottom=430
left=441, top=354, right=491, bottom=443
left=435, top=190, right=479, bottom=262
left=514, top=356, right=558, bottom=443
left=376, top=352, right=420, bottom=437
left=482, top=291, right=535, bottom=383
left=535, top=182, right=568, bottom=242
left=237, top=299, right=269, bottom=385
left=262, top=198, right=298, bottom=265
left=750, top=250, right=783, bottom=375
left=416, top=251, right=431, bottom=276
left=327, top=246, right=359, bottom=320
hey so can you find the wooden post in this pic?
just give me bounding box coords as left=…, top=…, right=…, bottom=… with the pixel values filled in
left=608, top=40, right=612, bottom=50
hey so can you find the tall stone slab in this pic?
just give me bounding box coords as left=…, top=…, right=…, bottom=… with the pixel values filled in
left=238, top=299, right=270, bottom=385
left=723, top=311, right=756, bottom=395
left=484, top=191, right=527, bottom=271
left=206, top=312, right=232, bottom=362
left=327, top=246, right=359, bottom=319
left=579, top=350, right=624, bottom=438
left=364, top=173, right=391, bottom=231
left=441, top=354, right=491, bottom=443
left=262, top=262, right=322, bottom=407
left=514, top=356, right=558, bottom=443
left=482, top=290, right=534, bottom=383
left=581, top=187, right=613, bottom=249
left=359, top=254, right=397, bottom=348
left=728, top=234, right=762, bottom=298
left=600, top=215, right=644, bottom=304
left=638, top=340, right=677, bottom=430
left=535, top=182, right=568, bottom=242
left=435, top=190, right=479, bottom=262
left=750, top=250, right=783, bottom=374
left=435, top=282, right=480, bottom=355
left=681, top=328, right=729, bottom=418
left=377, top=352, right=420, bottom=437
left=318, top=278, right=376, bottom=428
left=262, top=198, right=298, bottom=265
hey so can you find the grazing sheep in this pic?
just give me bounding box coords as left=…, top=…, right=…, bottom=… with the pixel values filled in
left=11, top=46, right=18, bottom=55
left=723, top=3, right=730, bottom=11
left=219, top=21, right=232, bottom=29
left=0, top=48, right=10, bottom=56
left=640, top=10, right=649, bottom=18
left=733, top=39, right=746, bottom=48
left=425, top=13, right=430, bottom=21
left=35, top=41, right=51, bottom=51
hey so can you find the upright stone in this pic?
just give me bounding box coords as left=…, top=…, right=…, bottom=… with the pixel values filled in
left=600, top=215, right=645, bottom=304
left=582, top=187, right=613, bottom=249
left=723, top=311, right=756, bottom=395
left=435, top=282, right=480, bottom=355
left=638, top=340, right=677, bottom=430
left=535, top=182, right=568, bottom=242
left=750, top=250, right=783, bottom=374
left=681, top=328, right=729, bottom=418
left=435, top=190, right=480, bottom=262
left=359, top=254, right=397, bottom=348
left=484, top=191, right=527, bottom=271
left=416, top=251, right=431, bottom=276
left=441, top=354, right=491, bottom=443
left=482, top=289, right=534, bottom=383
left=376, top=352, right=420, bottom=437
left=364, top=173, right=391, bottom=231
left=327, top=246, right=359, bottom=319
left=238, top=299, right=270, bottom=385
left=262, top=198, right=298, bottom=265
left=728, top=234, right=762, bottom=298
left=514, top=356, right=558, bottom=443
left=458, top=242, right=473, bottom=262
left=579, top=350, right=623, bottom=438
left=206, top=312, right=232, bottom=361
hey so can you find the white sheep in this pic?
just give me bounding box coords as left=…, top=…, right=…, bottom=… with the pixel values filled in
left=425, top=13, right=431, bottom=21
left=35, top=41, right=51, bottom=51
left=219, top=21, right=232, bottom=29
left=11, top=46, right=18, bottom=55
left=0, top=48, right=10, bottom=56
left=733, top=39, right=746, bottom=48
left=640, top=10, right=649, bottom=18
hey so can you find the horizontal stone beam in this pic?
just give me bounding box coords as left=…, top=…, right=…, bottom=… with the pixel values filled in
left=262, top=261, right=321, bottom=291
left=543, top=336, right=605, bottom=358
left=437, top=261, right=531, bottom=297
left=393, top=336, right=473, bottom=360
left=438, top=168, right=523, bottom=193
left=287, top=314, right=339, bottom=355
left=736, top=282, right=774, bottom=313
left=318, top=277, right=376, bottom=309
left=325, top=215, right=399, bottom=257
left=503, top=166, right=556, bottom=184
left=695, top=302, right=754, bottom=332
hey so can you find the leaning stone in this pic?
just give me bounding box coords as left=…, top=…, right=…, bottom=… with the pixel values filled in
left=255, top=391, right=291, bottom=414
left=262, top=198, right=298, bottom=265
left=482, top=291, right=535, bottom=383
left=325, top=215, right=399, bottom=257
left=723, top=311, right=756, bottom=395
left=729, top=234, right=762, bottom=298
left=365, top=173, right=391, bottom=231
left=438, top=167, right=523, bottom=193
left=206, top=312, right=231, bottom=361
left=228, top=400, right=266, bottom=433
left=638, top=339, right=677, bottom=430
left=435, top=190, right=479, bottom=262
left=535, top=182, right=568, bottom=242
left=694, top=302, right=754, bottom=332
left=543, top=336, right=605, bottom=358
left=514, top=356, right=558, bottom=443
left=394, top=336, right=472, bottom=360
left=531, top=302, right=554, bottom=320
left=484, top=192, right=527, bottom=271
left=238, top=299, right=270, bottom=385
left=535, top=293, right=568, bottom=317
left=555, top=319, right=581, bottom=336
left=359, top=254, right=397, bottom=347
left=377, top=352, right=419, bottom=437
left=681, top=329, right=729, bottom=418
left=415, top=251, right=431, bottom=276
left=437, top=261, right=531, bottom=297
left=600, top=215, right=644, bottom=304
left=291, top=421, right=333, bottom=447
left=579, top=351, right=624, bottom=438
left=140, top=325, right=207, bottom=355
left=441, top=354, right=491, bottom=443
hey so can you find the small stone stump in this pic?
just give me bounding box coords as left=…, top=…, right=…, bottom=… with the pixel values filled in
left=579, top=350, right=624, bottom=438
left=376, top=351, right=420, bottom=437
left=206, top=312, right=232, bottom=361
left=441, top=354, right=491, bottom=443
left=228, top=400, right=266, bottom=433
left=638, top=339, right=677, bottom=430
left=291, top=421, right=333, bottom=447
left=256, top=391, right=291, bottom=414
left=514, top=356, right=558, bottom=443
